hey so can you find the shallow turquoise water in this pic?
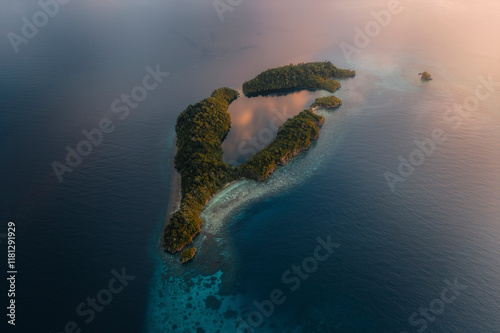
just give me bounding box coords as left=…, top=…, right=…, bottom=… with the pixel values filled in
left=148, top=63, right=500, bottom=332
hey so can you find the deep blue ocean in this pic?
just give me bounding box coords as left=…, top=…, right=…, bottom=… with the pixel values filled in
left=1, top=1, right=499, bottom=332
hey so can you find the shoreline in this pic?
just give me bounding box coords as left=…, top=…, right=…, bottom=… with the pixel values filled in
left=163, top=64, right=354, bottom=255
left=162, top=110, right=323, bottom=252
left=166, top=169, right=182, bottom=221
left=162, top=142, right=182, bottom=234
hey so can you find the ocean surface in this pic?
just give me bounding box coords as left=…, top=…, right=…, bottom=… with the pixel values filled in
left=1, top=0, right=499, bottom=332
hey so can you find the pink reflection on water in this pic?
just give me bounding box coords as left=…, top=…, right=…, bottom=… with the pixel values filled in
left=222, top=90, right=323, bottom=164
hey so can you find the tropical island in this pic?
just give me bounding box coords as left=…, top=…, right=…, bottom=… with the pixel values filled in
left=311, top=95, right=343, bottom=110
left=419, top=71, right=433, bottom=80
left=242, top=61, right=355, bottom=96
left=163, top=61, right=355, bottom=257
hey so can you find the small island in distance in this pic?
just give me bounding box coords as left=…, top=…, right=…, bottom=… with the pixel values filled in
left=419, top=71, right=433, bottom=80
left=163, top=61, right=355, bottom=259
left=180, top=247, right=197, bottom=264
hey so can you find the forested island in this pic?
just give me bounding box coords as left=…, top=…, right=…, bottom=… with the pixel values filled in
left=238, top=109, right=324, bottom=181
left=311, top=95, right=343, bottom=110
left=419, top=71, right=433, bottom=80
left=163, top=62, right=355, bottom=257
left=242, top=61, right=355, bottom=96
left=163, top=87, right=240, bottom=253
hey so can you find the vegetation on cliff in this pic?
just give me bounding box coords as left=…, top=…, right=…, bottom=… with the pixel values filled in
left=311, top=95, right=343, bottom=109
left=242, top=61, right=355, bottom=96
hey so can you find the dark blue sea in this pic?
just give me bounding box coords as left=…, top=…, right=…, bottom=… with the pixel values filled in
left=1, top=1, right=499, bottom=332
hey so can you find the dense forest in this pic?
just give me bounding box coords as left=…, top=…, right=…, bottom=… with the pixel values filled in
left=237, top=110, right=324, bottom=181
left=163, top=87, right=240, bottom=253
left=311, top=95, right=343, bottom=109
left=242, top=61, right=355, bottom=96
left=180, top=247, right=197, bottom=264
left=164, top=63, right=354, bottom=257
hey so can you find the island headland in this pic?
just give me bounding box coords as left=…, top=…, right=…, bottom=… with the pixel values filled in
left=163, top=61, right=355, bottom=259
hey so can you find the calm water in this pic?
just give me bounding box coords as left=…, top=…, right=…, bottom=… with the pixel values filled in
left=1, top=0, right=499, bottom=332
left=222, top=90, right=324, bottom=165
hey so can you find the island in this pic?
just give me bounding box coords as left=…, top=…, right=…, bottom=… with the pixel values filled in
left=180, top=247, right=197, bottom=264
left=163, top=87, right=240, bottom=253
left=310, top=95, right=343, bottom=110
left=238, top=109, right=324, bottom=181
left=419, top=71, right=433, bottom=80
left=163, top=62, right=355, bottom=258
left=242, top=61, right=355, bottom=96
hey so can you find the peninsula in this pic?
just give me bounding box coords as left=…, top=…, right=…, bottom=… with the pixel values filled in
left=163, top=62, right=355, bottom=257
